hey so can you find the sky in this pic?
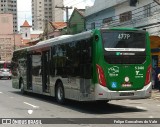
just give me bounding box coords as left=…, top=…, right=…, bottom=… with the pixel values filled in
left=17, top=0, right=95, bottom=30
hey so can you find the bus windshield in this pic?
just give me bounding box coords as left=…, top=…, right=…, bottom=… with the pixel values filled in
left=101, top=31, right=146, bottom=64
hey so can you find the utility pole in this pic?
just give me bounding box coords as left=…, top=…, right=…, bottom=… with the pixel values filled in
left=45, top=19, right=49, bottom=40
left=55, top=5, right=72, bottom=24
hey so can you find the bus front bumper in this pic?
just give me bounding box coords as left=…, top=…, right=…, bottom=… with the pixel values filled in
left=95, top=82, right=152, bottom=100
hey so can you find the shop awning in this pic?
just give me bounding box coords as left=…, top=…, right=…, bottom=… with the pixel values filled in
left=150, top=35, right=160, bottom=49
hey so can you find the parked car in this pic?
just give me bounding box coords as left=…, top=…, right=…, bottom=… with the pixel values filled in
left=0, top=68, right=12, bottom=80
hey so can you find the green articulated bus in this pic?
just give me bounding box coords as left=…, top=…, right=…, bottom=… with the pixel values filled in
left=11, top=28, right=152, bottom=104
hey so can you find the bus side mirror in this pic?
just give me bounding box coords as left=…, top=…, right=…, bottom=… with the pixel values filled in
left=95, top=35, right=99, bottom=41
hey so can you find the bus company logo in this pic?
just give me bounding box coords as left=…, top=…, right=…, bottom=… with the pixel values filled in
left=108, top=66, right=119, bottom=74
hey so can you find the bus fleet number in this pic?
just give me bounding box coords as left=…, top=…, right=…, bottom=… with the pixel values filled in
left=118, top=33, right=130, bottom=40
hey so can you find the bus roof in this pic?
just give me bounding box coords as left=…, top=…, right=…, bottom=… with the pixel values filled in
left=36, top=35, right=73, bottom=45
left=13, top=30, right=93, bottom=53
left=28, top=30, right=93, bottom=51
left=101, top=27, right=146, bottom=32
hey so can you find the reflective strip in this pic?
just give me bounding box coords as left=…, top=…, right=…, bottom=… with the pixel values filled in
left=105, top=48, right=145, bottom=52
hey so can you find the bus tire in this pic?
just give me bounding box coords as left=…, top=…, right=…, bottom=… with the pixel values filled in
left=55, top=82, right=65, bottom=104
left=20, top=79, right=25, bottom=94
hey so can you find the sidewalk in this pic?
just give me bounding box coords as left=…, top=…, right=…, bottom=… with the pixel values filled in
left=151, top=89, right=160, bottom=101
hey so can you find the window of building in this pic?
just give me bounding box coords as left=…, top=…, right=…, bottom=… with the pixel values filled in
left=25, top=33, right=28, bottom=38
left=144, top=4, right=151, bottom=17
left=120, top=11, right=132, bottom=22
left=102, top=17, right=112, bottom=24
left=91, top=22, right=95, bottom=29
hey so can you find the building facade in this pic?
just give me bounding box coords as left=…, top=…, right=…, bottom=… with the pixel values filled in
left=67, top=8, right=85, bottom=34
left=20, top=20, right=43, bottom=45
left=0, top=0, right=17, bottom=33
left=32, top=0, right=63, bottom=31
left=85, top=0, right=160, bottom=34
left=0, top=14, right=14, bottom=61
left=0, top=17, right=42, bottom=61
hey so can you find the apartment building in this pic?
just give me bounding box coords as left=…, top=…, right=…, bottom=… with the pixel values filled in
left=0, top=14, right=14, bottom=61
left=0, top=0, right=17, bottom=33
left=32, top=0, right=63, bottom=31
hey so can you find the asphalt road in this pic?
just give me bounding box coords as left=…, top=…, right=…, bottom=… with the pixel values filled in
left=0, top=79, right=160, bottom=127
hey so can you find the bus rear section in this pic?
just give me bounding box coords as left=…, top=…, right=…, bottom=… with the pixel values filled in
left=95, top=29, right=152, bottom=101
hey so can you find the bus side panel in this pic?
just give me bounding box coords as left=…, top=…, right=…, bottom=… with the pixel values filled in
left=11, top=49, right=27, bottom=90
left=49, top=37, right=95, bottom=101
left=11, top=58, right=20, bottom=89
left=12, top=78, right=20, bottom=89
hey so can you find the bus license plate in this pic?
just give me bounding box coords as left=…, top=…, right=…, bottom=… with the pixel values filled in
left=120, top=92, right=134, bottom=96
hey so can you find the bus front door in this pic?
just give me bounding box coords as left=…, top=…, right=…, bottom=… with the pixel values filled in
left=42, top=51, right=50, bottom=93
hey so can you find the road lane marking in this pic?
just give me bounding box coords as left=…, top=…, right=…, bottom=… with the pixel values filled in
left=0, top=92, right=3, bottom=94
left=157, top=105, right=160, bottom=107
left=24, top=102, right=39, bottom=108
left=28, top=110, right=33, bottom=114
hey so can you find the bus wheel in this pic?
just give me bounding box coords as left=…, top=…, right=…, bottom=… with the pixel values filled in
left=55, top=82, right=65, bottom=104
left=20, top=80, right=25, bottom=94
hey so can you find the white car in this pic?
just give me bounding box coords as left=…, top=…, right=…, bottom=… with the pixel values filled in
left=0, top=68, right=12, bottom=80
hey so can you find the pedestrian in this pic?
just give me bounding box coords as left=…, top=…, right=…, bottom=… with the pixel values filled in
left=157, top=73, right=160, bottom=92
left=152, top=69, right=156, bottom=89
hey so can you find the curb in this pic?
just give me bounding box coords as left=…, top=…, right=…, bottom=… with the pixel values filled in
left=151, top=90, right=160, bottom=101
